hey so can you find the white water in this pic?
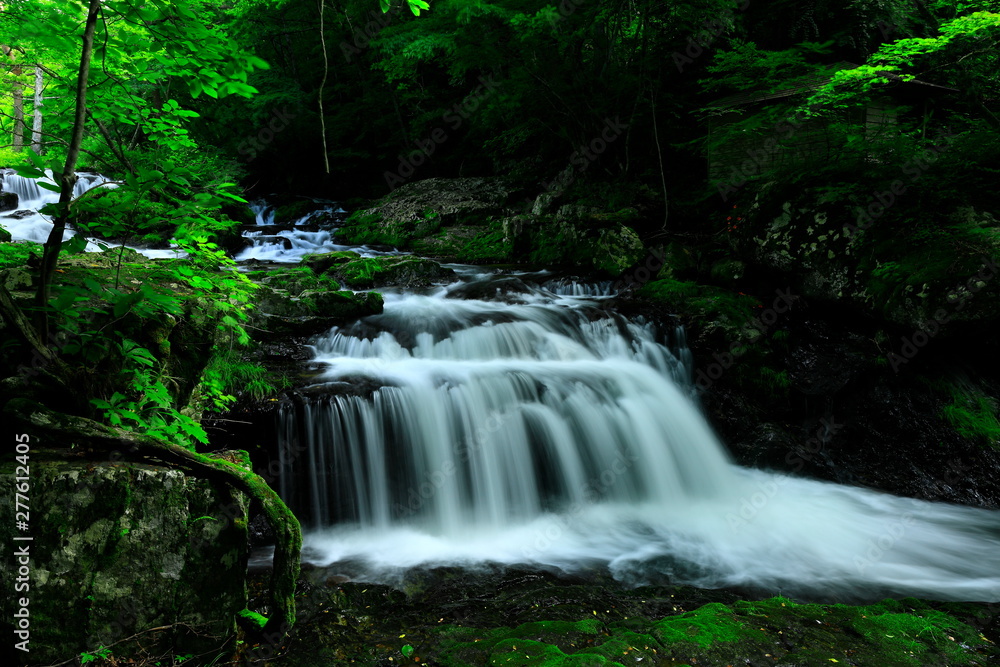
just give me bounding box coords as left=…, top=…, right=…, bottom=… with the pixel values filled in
left=0, top=170, right=113, bottom=246
left=234, top=199, right=403, bottom=263
left=0, top=169, right=187, bottom=258
left=275, top=275, right=1000, bottom=602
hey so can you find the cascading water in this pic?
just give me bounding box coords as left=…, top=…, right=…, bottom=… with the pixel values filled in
left=0, top=169, right=114, bottom=245
left=234, top=199, right=404, bottom=263
left=273, top=271, right=1000, bottom=602
left=0, top=169, right=188, bottom=258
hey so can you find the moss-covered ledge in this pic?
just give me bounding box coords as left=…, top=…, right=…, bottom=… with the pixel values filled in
left=0, top=449, right=250, bottom=664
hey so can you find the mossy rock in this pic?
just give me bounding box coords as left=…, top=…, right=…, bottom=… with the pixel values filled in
left=523, top=217, right=644, bottom=276
left=301, top=251, right=363, bottom=275
left=249, top=290, right=384, bottom=339
left=0, top=226, right=11, bottom=243
left=314, top=255, right=455, bottom=289
left=0, top=453, right=249, bottom=664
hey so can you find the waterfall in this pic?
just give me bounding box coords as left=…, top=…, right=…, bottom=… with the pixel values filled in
left=0, top=170, right=115, bottom=245
left=234, top=198, right=402, bottom=263
left=274, top=276, right=1000, bottom=602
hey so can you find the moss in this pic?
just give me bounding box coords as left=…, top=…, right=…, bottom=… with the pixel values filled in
left=428, top=595, right=996, bottom=667
left=238, top=608, right=270, bottom=630
left=272, top=199, right=322, bottom=224
left=336, top=211, right=412, bottom=248
left=412, top=221, right=514, bottom=263
left=307, top=254, right=453, bottom=289
left=652, top=602, right=753, bottom=647
left=936, top=381, right=1000, bottom=448
left=639, top=277, right=761, bottom=337
left=0, top=240, right=42, bottom=269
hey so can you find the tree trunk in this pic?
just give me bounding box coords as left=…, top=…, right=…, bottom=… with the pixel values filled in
left=36, top=0, right=102, bottom=337
left=317, top=0, right=331, bottom=174
left=11, top=61, right=23, bottom=151
left=30, top=65, right=43, bottom=153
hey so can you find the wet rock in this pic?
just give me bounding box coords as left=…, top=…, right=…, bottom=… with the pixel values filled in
left=250, top=291, right=384, bottom=340
left=2, top=209, right=36, bottom=220
left=0, top=191, right=17, bottom=212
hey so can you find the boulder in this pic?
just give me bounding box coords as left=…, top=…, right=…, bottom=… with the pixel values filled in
left=0, top=453, right=249, bottom=663
left=0, top=191, right=17, bottom=213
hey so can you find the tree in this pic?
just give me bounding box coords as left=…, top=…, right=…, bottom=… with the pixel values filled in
left=0, top=0, right=301, bottom=639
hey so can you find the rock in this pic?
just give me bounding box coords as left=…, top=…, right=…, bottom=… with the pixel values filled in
left=519, top=217, right=645, bottom=276
left=531, top=191, right=559, bottom=216
left=301, top=251, right=360, bottom=274
left=326, top=256, right=455, bottom=289
left=1, top=209, right=35, bottom=220
left=738, top=190, right=1000, bottom=331
left=0, top=453, right=249, bottom=664
left=0, top=226, right=13, bottom=243
left=0, top=267, right=32, bottom=291
left=0, top=191, right=16, bottom=213
left=335, top=178, right=522, bottom=249
left=272, top=564, right=1000, bottom=666
left=249, top=289, right=384, bottom=339
left=359, top=177, right=519, bottom=225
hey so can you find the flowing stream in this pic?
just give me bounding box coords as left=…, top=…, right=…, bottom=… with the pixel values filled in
left=269, top=262, right=1000, bottom=602
left=5, top=174, right=998, bottom=603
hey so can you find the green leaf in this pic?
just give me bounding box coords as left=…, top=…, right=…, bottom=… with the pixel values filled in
left=63, top=235, right=89, bottom=255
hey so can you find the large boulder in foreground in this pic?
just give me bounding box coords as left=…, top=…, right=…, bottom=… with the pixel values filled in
left=0, top=452, right=249, bottom=663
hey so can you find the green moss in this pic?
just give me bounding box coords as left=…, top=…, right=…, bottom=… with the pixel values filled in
left=652, top=602, right=752, bottom=647
left=0, top=240, right=42, bottom=269
left=273, top=200, right=320, bottom=224
left=639, top=278, right=759, bottom=332
left=337, top=211, right=411, bottom=248
left=488, top=639, right=615, bottom=666
left=238, top=608, right=270, bottom=630
left=429, top=595, right=995, bottom=667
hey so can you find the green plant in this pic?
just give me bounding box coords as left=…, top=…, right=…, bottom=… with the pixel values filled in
left=201, top=350, right=287, bottom=404
left=80, top=646, right=113, bottom=664
left=90, top=338, right=212, bottom=448
left=939, top=381, right=1000, bottom=448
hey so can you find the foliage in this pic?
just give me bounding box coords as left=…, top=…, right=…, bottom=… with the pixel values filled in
left=202, top=349, right=290, bottom=403
left=938, top=378, right=1000, bottom=448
